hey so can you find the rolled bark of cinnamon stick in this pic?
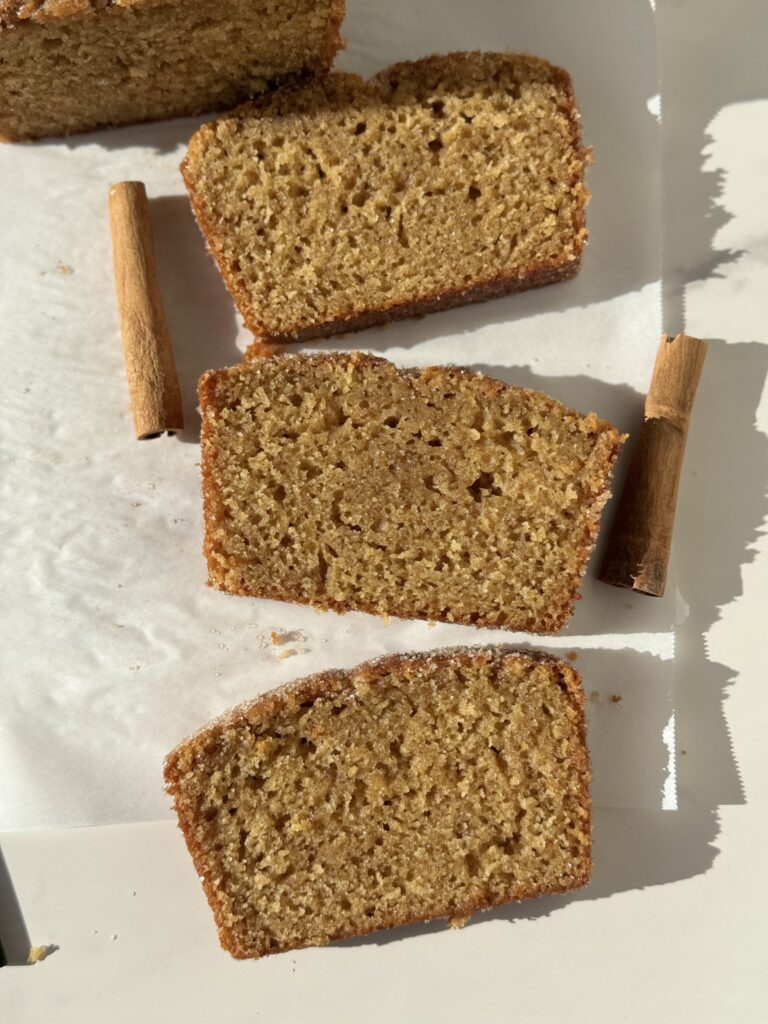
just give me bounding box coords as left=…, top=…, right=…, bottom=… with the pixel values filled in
left=599, top=333, right=707, bottom=597
left=109, top=181, right=183, bottom=439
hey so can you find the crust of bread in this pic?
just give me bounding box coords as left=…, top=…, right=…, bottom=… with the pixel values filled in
left=198, top=353, right=624, bottom=633
left=182, top=52, right=590, bottom=345
left=164, top=645, right=592, bottom=958
left=240, top=261, right=579, bottom=347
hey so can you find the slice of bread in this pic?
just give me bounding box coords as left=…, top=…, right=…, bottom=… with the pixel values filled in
left=199, top=352, right=623, bottom=632
left=182, top=52, right=590, bottom=346
left=0, top=0, right=345, bottom=140
left=164, top=646, right=592, bottom=958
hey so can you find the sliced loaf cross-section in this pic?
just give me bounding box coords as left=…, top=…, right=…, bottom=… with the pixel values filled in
left=199, top=352, right=623, bottom=632
left=164, top=646, right=592, bottom=958
left=0, top=0, right=346, bottom=140
left=182, top=51, right=591, bottom=345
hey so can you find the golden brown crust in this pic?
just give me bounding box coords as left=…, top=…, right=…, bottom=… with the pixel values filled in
left=182, top=52, right=589, bottom=345
left=220, top=871, right=591, bottom=959
left=198, top=353, right=624, bottom=633
left=164, top=646, right=591, bottom=958
left=241, top=260, right=580, bottom=348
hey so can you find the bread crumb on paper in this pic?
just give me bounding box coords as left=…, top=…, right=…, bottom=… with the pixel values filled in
left=28, top=944, right=58, bottom=964
left=270, top=630, right=309, bottom=658
left=448, top=914, right=471, bottom=929
left=271, top=629, right=307, bottom=646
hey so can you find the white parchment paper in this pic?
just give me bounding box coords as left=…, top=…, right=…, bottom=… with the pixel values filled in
left=0, top=0, right=669, bottom=828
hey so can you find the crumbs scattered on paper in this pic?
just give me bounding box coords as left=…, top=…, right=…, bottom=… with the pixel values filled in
left=245, top=628, right=310, bottom=656
left=271, top=629, right=306, bottom=647
left=270, top=629, right=309, bottom=658
left=28, top=944, right=58, bottom=964
left=589, top=691, right=622, bottom=707
left=448, top=914, right=471, bottom=929
left=56, top=262, right=74, bottom=275
left=567, top=651, right=578, bottom=662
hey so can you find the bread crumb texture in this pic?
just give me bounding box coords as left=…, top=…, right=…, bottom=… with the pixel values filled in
left=164, top=646, right=591, bottom=958
left=182, top=52, right=591, bottom=343
left=199, top=352, right=624, bottom=632
left=0, top=0, right=345, bottom=139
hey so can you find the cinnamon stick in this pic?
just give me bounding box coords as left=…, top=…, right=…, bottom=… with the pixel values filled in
left=108, top=181, right=183, bottom=439
left=599, top=333, right=707, bottom=596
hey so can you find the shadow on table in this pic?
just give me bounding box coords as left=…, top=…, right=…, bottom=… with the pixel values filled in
left=335, top=641, right=719, bottom=950
left=335, top=805, right=720, bottom=950
left=57, top=116, right=204, bottom=155
left=659, top=0, right=768, bottom=329
left=148, top=195, right=244, bottom=443
left=657, top=0, right=768, bottom=813
left=672, top=338, right=768, bottom=812
left=0, top=848, right=31, bottom=967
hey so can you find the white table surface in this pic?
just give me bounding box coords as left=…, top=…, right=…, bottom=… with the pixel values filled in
left=3, top=1, right=768, bottom=1020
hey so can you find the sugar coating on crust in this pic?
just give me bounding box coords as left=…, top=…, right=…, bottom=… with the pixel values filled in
left=164, top=646, right=592, bottom=958
left=198, top=352, right=624, bottom=632
left=182, top=51, right=591, bottom=343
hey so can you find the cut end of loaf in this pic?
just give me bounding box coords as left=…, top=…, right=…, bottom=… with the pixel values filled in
left=164, top=646, right=592, bottom=958
left=198, top=352, right=624, bottom=632
left=182, top=51, right=590, bottom=343
left=0, top=0, right=345, bottom=139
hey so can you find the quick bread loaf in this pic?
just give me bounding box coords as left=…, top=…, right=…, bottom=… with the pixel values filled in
left=0, top=0, right=345, bottom=140
left=164, top=646, right=592, bottom=958
left=198, top=352, right=623, bottom=632
left=182, top=51, right=591, bottom=345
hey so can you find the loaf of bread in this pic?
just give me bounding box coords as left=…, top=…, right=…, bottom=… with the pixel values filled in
left=182, top=51, right=590, bottom=346
left=164, top=646, right=592, bottom=958
left=0, top=0, right=345, bottom=140
left=199, top=352, right=623, bottom=632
